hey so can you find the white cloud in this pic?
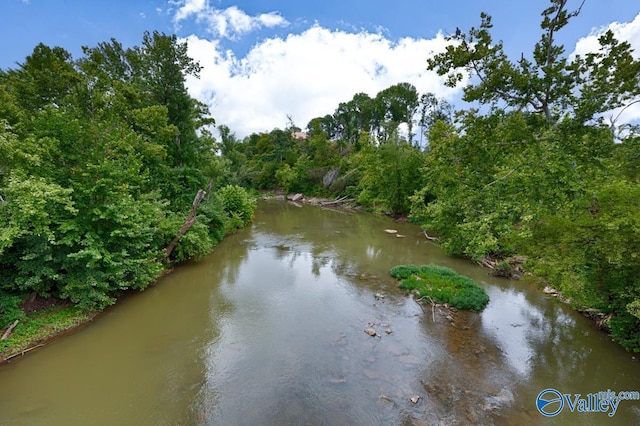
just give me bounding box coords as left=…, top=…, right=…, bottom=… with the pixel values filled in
left=172, top=0, right=288, bottom=39
left=573, top=12, right=640, bottom=58
left=572, top=12, right=640, bottom=125
left=183, top=26, right=461, bottom=138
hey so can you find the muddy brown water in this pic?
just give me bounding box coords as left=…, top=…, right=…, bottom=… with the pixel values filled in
left=1, top=200, right=639, bottom=425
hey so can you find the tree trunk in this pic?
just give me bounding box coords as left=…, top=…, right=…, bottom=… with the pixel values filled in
left=1, top=320, right=19, bottom=340
left=163, top=181, right=212, bottom=262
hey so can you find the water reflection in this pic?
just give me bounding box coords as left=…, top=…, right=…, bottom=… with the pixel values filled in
left=482, top=286, right=548, bottom=377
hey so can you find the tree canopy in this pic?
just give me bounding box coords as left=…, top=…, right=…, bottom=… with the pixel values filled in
left=0, top=32, right=255, bottom=312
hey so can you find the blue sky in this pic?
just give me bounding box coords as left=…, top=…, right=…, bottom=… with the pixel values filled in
left=2, top=0, right=640, bottom=137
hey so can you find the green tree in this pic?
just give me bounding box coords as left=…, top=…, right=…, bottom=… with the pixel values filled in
left=334, top=92, right=375, bottom=148
left=356, top=134, right=424, bottom=215
left=373, top=82, right=419, bottom=143
left=417, top=93, right=453, bottom=148
left=5, top=43, right=80, bottom=118
left=79, top=33, right=216, bottom=208
left=412, top=0, right=640, bottom=351
left=0, top=33, right=238, bottom=314
left=428, top=0, right=640, bottom=129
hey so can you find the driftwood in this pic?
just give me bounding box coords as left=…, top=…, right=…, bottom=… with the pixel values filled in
left=1, top=320, right=19, bottom=340
left=416, top=296, right=437, bottom=322
left=2, top=344, right=46, bottom=363
left=163, top=181, right=212, bottom=262
left=480, top=258, right=496, bottom=269
left=423, top=230, right=438, bottom=241
left=320, top=195, right=354, bottom=206
left=286, top=193, right=304, bottom=202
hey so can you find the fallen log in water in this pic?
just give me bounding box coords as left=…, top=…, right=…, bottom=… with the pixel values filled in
left=320, top=195, right=354, bottom=206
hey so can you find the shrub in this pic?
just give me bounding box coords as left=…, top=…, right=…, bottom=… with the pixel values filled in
left=391, top=264, right=489, bottom=311
left=170, top=222, right=213, bottom=263
left=608, top=311, right=640, bottom=353
left=197, top=198, right=227, bottom=244
left=218, top=185, right=256, bottom=226
left=0, top=292, right=26, bottom=329
left=275, top=163, right=297, bottom=193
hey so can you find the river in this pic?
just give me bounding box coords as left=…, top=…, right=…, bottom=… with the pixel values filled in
left=0, top=200, right=638, bottom=425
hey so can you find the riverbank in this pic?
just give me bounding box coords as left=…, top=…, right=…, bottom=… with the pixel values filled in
left=0, top=262, right=182, bottom=364
left=262, top=192, right=357, bottom=208
left=1, top=184, right=258, bottom=365
left=0, top=299, right=95, bottom=364
left=0, top=195, right=624, bottom=364
left=0, top=194, right=355, bottom=364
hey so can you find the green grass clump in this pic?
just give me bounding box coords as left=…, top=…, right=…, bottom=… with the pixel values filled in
left=391, top=264, right=489, bottom=311
left=390, top=264, right=421, bottom=280
left=0, top=306, right=91, bottom=359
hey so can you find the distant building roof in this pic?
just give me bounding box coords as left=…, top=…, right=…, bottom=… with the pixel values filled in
left=291, top=131, right=308, bottom=140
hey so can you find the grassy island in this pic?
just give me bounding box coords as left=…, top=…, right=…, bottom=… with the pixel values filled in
left=391, top=264, right=489, bottom=311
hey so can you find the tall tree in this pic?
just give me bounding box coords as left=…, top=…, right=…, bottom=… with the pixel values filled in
left=135, top=31, right=215, bottom=170
left=374, top=82, right=419, bottom=143
left=9, top=44, right=80, bottom=114
left=417, top=93, right=454, bottom=148
left=428, top=0, right=640, bottom=131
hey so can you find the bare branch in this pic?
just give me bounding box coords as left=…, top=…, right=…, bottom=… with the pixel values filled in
left=484, top=169, right=515, bottom=188
left=609, top=98, right=640, bottom=127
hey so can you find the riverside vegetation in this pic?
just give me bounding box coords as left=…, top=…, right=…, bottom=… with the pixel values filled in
left=0, top=32, right=256, bottom=359
left=1, top=0, right=639, bottom=354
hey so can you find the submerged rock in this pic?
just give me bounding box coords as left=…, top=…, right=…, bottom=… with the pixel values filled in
left=364, top=328, right=380, bottom=337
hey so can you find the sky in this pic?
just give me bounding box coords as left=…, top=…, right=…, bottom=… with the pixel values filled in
left=1, top=0, right=640, bottom=138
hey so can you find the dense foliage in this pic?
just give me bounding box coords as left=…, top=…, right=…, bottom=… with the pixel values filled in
left=410, top=0, right=640, bottom=350
left=0, top=32, right=255, bottom=320
left=391, top=264, right=490, bottom=311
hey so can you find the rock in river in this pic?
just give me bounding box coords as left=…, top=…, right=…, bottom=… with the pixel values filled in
left=364, top=328, right=380, bottom=337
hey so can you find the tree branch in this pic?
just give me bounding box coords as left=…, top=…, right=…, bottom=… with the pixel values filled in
left=484, top=169, right=515, bottom=188
left=1, top=320, right=19, bottom=340
left=163, top=182, right=212, bottom=262
left=610, top=98, right=640, bottom=127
